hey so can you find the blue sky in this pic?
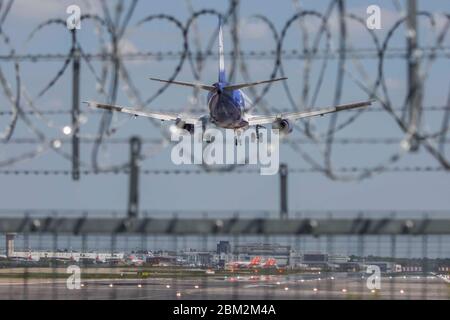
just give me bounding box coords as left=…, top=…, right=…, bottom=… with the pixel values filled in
left=0, top=0, right=449, bottom=216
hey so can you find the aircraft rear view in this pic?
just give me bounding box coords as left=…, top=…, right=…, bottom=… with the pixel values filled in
left=85, top=16, right=372, bottom=136
left=3, top=0, right=447, bottom=306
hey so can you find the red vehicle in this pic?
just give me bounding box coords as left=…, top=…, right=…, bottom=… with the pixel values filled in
left=226, top=256, right=262, bottom=270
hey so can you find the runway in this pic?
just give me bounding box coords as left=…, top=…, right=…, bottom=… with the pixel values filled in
left=0, top=274, right=448, bottom=300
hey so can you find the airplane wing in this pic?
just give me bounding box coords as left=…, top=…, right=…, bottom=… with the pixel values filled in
left=84, top=101, right=201, bottom=124
left=247, top=100, right=373, bottom=126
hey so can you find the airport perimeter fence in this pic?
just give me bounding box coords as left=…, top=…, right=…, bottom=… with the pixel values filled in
left=0, top=0, right=449, bottom=300
left=0, top=211, right=449, bottom=300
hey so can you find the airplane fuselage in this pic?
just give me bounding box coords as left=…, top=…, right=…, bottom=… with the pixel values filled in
left=207, top=82, right=248, bottom=129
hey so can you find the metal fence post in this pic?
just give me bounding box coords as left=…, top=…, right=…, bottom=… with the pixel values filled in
left=72, top=30, right=81, bottom=180
left=280, top=164, right=288, bottom=219
left=406, top=0, right=422, bottom=151
left=128, top=137, right=141, bottom=218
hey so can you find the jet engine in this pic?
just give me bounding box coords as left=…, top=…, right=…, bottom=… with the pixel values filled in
left=272, top=119, right=293, bottom=135
left=175, top=119, right=194, bottom=134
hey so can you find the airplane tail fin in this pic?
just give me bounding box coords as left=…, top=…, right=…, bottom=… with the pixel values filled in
left=148, top=18, right=287, bottom=93
left=218, top=16, right=226, bottom=83
left=217, top=17, right=287, bottom=92
left=263, top=258, right=277, bottom=267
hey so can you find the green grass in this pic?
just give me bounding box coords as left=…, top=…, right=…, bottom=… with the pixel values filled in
left=0, top=264, right=323, bottom=281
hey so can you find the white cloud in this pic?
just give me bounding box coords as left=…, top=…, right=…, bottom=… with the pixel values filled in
left=430, top=13, right=449, bottom=33
left=10, top=0, right=100, bottom=22
left=105, top=39, right=139, bottom=55
left=11, top=0, right=66, bottom=21
left=239, top=18, right=270, bottom=40
left=326, top=7, right=401, bottom=38
left=386, top=77, right=403, bottom=90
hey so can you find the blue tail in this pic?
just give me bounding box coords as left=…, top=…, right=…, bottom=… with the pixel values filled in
left=218, top=16, right=226, bottom=83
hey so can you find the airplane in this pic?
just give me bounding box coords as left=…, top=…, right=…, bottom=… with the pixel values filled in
left=84, top=17, right=373, bottom=143
left=126, top=254, right=145, bottom=266
left=95, top=254, right=107, bottom=264
left=262, top=258, right=278, bottom=269
left=226, top=256, right=262, bottom=270
left=9, top=253, right=39, bottom=262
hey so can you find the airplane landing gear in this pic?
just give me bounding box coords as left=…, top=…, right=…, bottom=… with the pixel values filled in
left=256, top=125, right=265, bottom=142
left=234, top=129, right=243, bottom=146
left=204, top=135, right=215, bottom=144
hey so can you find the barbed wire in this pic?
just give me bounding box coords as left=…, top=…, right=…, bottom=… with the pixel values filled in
left=0, top=0, right=449, bottom=181
left=0, top=166, right=445, bottom=176
left=3, top=137, right=450, bottom=146
left=1, top=47, right=449, bottom=62
left=1, top=105, right=450, bottom=116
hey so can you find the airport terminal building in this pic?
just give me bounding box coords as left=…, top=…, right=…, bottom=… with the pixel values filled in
left=233, top=243, right=292, bottom=266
